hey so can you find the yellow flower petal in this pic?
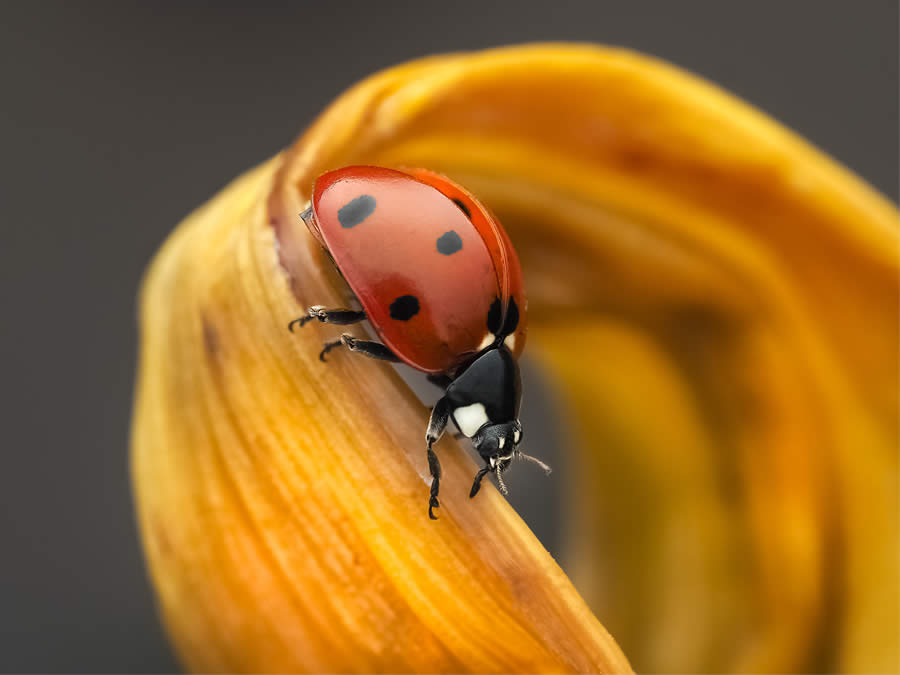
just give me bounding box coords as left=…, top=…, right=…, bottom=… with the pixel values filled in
left=133, top=44, right=898, bottom=673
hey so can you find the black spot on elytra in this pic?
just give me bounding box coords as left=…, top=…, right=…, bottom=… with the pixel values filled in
left=485, top=296, right=520, bottom=338
left=389, top=295, right=420, bottom=321
left=337, top=195, right=376, bottom=228
left=502, top=297, right=520, bottom=335
left=436, top=230, right=463, bottom=255
left=486, top=297, right=503, bottom=334
left=452, top=198, right=471, bottom=218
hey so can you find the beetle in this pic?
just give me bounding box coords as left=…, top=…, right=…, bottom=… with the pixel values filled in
left=289, top=166, right=550, bottom=518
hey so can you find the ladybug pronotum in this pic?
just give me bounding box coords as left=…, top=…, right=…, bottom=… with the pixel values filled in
left=290, top=166, right=551, bottom=519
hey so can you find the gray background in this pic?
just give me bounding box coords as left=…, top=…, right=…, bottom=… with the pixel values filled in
left=0, top=1, right=896, bottom=672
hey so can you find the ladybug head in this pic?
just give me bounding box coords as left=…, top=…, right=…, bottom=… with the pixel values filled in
left=468, top=420, right=551, bottom=498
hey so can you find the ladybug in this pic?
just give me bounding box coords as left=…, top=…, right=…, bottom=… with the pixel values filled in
left=289, top=166, right=551, bottom=519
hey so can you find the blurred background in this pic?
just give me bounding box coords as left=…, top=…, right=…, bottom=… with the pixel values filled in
left=0, top=1, right=896, bottom=672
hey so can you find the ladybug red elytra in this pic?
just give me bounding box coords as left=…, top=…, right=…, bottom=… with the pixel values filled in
left=289, top=166, right=550, bottom=518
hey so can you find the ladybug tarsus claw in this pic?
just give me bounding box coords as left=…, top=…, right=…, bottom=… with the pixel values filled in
left=318, top=338, right=343, bottom=363
left=289, top=314, right=316, bottom=332
left=428, top=496, right=440, bottom=520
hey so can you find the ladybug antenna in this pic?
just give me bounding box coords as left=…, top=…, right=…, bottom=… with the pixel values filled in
left=495, top=466, right=508, bottom=495
left=517, top=451, right=552, bottom=476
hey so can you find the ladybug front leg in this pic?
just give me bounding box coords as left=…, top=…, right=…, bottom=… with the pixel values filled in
left=425, top=397, right=451, bottom=519
left=288, top=305, right=365, bottom=332
left=468, top=466, right=492, bottom=498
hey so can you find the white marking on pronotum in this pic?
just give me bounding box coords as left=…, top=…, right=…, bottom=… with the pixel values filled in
left=504, top=333, right=516, bottom=352
left=498, top=437, right=506, bottom=449
left=453, top=402, right=489, bottom=437
left=513, top=429, right=521, bottom=444
left=477, top=333, right=495, bottom=351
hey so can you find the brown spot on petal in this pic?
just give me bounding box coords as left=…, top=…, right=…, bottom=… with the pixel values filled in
left=202, top=315, right=220, bottom=360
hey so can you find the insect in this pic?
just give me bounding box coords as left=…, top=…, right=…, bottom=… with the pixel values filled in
left=290, top=166, right=551, bottom=518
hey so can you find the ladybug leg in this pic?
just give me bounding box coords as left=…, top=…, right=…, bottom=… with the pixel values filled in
left=340, top=334, right=401, bottom=361
left=425, top=397, right=451, bottom=519
left=469, top=466, right=492, bottom=498
left=289, top=306, right=365, bottom=332
left=316, top=334, right=401, bottom=363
